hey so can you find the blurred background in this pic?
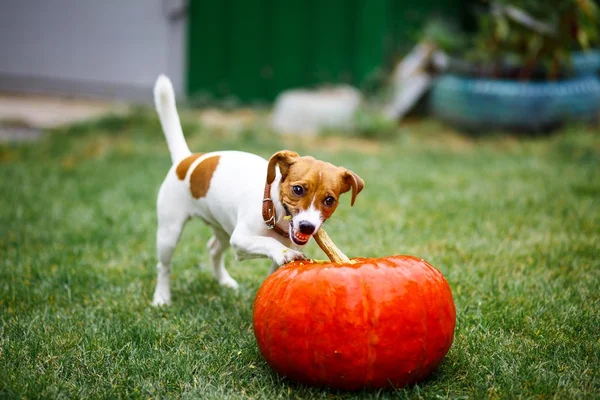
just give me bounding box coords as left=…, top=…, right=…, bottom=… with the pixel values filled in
left=0, top=0, right=598, bottom=135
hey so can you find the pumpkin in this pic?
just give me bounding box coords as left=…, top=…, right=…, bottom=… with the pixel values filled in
left=252, top=230, right=456, bottom=390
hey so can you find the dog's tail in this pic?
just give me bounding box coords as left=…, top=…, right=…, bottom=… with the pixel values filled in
left=153, top=75, right=192, bottom=164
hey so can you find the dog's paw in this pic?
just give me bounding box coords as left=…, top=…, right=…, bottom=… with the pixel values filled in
left=275, top=248, right=307, bottom=266
left=218, top=275, right=239, bottom=290
left=152, top=282, right=172, bottom=306
left=152, top=293, right=171, bottom=307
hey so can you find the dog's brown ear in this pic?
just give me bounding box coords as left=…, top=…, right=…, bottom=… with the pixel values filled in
left=267, top=150, right=300, bottom=184
left=340, top=169, right=365, bottom=206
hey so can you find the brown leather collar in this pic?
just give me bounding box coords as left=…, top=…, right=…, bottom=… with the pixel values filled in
left=262, top=182, right=289, bottom=238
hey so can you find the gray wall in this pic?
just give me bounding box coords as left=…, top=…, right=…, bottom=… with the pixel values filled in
left=0, top=0, right=187, bottom=101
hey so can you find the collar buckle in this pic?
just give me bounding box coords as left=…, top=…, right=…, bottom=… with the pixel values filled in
left=262, top=182, right=289, bottom=239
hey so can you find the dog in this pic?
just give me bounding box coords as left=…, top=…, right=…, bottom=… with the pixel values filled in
left=151, top=75, right=364, bottom=306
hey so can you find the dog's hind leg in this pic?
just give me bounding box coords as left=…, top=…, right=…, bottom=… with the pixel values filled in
left=208, top=228, right=238, bottom=289
left=152, top=212, right=187, bottom=306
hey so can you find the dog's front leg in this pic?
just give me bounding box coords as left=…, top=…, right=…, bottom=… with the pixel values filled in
left=268, top=261, right=280, bottom=275
left=230, top=229, right=305, bottom=267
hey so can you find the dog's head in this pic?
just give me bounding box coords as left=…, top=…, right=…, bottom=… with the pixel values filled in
left=267, top=150, right=364, bottom=246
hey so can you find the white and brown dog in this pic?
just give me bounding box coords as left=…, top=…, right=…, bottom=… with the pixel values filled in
left=152, top=75, right=364, bottom=305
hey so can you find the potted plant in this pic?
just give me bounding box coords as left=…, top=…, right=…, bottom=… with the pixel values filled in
left=429, top=0, right=600, bottom=133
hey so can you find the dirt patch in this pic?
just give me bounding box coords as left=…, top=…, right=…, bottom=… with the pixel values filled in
left=193, top=108, right=264, bottom=132
left=0, top=92, right=128, bottom=130
left=0, top=124, right=43, bottom=142
left=400, top=119, right=475, bottom=152
left=281, top=135, right=382, bottom=155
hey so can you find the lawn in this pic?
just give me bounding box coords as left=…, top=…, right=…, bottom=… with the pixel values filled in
left=1, top=109, right=599, bottom=399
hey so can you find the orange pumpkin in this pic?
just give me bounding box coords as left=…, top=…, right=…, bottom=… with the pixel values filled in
left=253, top=255, right=456, bottom=390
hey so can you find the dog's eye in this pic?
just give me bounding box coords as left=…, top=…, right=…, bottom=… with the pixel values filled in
left=292, top=185, right=304, bottom=196
left=324, top=196, right=336, bottom=207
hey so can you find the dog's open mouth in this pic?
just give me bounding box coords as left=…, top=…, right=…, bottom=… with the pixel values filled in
left=283, top=204, right=312, bottom=246
left=290, top=225, right=311, bottom=246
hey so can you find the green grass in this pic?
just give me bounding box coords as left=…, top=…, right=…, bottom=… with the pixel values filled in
left=1, top=110, right=599, bottom=399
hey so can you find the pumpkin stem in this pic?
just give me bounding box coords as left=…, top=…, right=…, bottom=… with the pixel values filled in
left=314, top=229, right=351, bottom=264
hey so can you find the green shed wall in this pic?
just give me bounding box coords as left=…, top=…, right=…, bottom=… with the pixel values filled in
left=187, top=0, right=462, bottom=103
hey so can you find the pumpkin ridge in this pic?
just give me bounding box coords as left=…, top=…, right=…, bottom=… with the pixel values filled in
left=383, top=257, right=428, bottom=386
left=412, top=260, right=430, bottom=381
left=254, top=275, right=275, bottom=363
left=311, top=268, right=327, bottom=383
left=359, top=263, right=378, bottom=385
left=277, top=268, right=299, bottom=376
left=258, top=267, right=291, bottom=372
left=416, top=258, right=438, bottom=381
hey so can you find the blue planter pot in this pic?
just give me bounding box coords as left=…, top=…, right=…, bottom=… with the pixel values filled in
left=430, top=74, right=600, bottom=133
left=572, top=50, right=600, bottom=77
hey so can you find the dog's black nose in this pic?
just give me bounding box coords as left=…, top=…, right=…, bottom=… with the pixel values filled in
left=298, top=221, right=315, bottom=235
